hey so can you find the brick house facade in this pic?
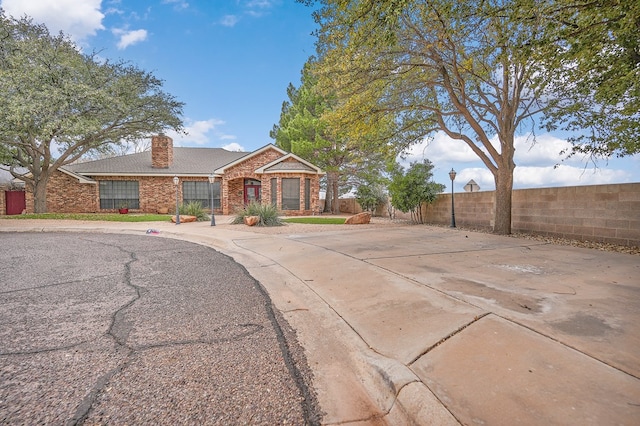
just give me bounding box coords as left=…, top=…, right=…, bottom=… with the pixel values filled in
left=25, top=135, right=324, bottom=216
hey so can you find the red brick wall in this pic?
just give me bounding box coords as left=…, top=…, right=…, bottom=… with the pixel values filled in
left=25, top=171, right=99, bottom=213
left=151, top=135, right=173, bottom=168
left=23, top=147, right=322, bottom=216
left=266, top=174, right=321, bottom=216
left=220, top=148, right=321, bottom=215
left=221, top=149, right=281, bottom=215
left=139, top=176, right=184, bottom=213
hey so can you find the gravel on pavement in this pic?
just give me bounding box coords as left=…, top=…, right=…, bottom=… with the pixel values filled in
left=0, top=232, right=321, bottom=425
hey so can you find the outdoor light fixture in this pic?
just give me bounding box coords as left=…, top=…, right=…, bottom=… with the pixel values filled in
left=173, top=176, right=180, bottom=225
left=208, top=174, right=216, bottom=226
left=449, top=168, right=456, bottom=228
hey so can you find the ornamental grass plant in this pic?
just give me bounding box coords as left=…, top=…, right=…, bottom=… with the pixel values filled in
left=179, top=201, right=209, bottom=221
left=232, top=201, right=283, bottom=226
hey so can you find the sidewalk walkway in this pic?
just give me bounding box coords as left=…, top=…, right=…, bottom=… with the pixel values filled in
left=2, top=217, right=639, bottom=425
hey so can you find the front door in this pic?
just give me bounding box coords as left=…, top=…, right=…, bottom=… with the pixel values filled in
left=244, top=179, right=261, bottom=204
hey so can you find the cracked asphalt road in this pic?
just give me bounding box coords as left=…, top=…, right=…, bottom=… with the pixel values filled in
left=0, top=232, right=321, bottom=425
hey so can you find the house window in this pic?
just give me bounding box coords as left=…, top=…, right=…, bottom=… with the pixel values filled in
left=183, top=181, right=220, bottom=209
left=271, top=178, right=277, bottom=206
left=99, top=180, right=139, bottom=209
left=305, top=178, right=311, bottom=210
left=281, top=178, right=300, bottom=210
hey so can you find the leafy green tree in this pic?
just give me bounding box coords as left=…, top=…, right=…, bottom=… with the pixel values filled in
left=0, top=13, right=183, bottom=212
left=301, top=0, right=638, bottom=234
left=355, top=177, right=388, bottom=214
left=271, top=57, right=399, bottom=213
left=531, top=0, right=640, bottom=157
left=388, top=160, right=444, bottom=224
left=270, top=59, right=342, bottom=212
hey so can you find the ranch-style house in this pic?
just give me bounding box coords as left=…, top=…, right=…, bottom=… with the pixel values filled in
left=26, top=135, right=324, bottom=216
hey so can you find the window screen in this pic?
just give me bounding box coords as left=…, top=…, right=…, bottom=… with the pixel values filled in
left=281, top=178, right=300, bottom=210
left=99, top=181, right=139, bottom=209
left=271, top=178, right=277, bottom=206
left=183, top=181, right=220, bottom=208
left=305, top=178, right=311, bottom=210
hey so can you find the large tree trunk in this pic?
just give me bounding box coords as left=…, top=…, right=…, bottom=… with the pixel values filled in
left=324, top=171, right=340, bottom=214
left=323, top=177, right=333, bottom=213
left=493, top=163, right=514, bottom=235
left=33, top=175, right=49, bottom=213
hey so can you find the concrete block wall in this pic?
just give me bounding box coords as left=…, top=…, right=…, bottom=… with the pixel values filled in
left=421, top=183, right=640, bottom=247
left=422, top=190, right=494, bottom=229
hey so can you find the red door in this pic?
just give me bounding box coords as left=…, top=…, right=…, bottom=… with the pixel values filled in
left=244, top=185, right=261, bottom=204
left=5, top=190, right=26, bottom=215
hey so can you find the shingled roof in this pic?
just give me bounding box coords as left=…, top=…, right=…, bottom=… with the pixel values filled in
left=64, top=147, right=248, bottom=176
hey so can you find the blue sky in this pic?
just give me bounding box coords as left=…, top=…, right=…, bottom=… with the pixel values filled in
left=2, top=0, right=638, bottom=192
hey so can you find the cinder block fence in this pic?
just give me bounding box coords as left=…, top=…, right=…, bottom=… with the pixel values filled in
left=422, top=183, right=640, bottom=247
left=341, top=183, right=639, bottom=247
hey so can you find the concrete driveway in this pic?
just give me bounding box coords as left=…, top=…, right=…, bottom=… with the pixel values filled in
left=1, top=218, right=639, bottom=425
left=0, top=232, right=320, bottom=425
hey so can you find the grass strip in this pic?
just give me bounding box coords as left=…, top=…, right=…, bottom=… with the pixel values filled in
left=282, top=217, right=346, bottom=225
left=2, top=213, right=171, bottom=222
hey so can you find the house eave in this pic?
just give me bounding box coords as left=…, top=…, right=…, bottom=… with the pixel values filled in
left=213, top=144, right=288, bottom=174
left=72, top=172, right=224, bottom=178
left=259, top=169, right=326, bottom=175
left=254, top=152, right=325, bottom=175
left=59, top=168, right=97, bottom=184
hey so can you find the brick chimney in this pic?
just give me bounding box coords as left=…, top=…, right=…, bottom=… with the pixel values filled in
left=151, top=134, right=173, bottom=168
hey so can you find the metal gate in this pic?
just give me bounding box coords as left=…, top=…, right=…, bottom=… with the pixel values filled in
left=5, top=190, right=26, bottom=215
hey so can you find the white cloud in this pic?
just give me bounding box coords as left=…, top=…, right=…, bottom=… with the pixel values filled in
left=222, top=143, right=246, bottom=152
left=402, top=130, right=637, bottom=192
left=243, top=0, right=276, bottom=18
left=220, top=15, right=239, bottom=27
left=451, top=164, right=632, bottom=192
left=162, top=0, right=189, bottom=10
left=113, top=28, right=148, bottom=49
left=402, top=131, right=489, bottom=165
left=514, top=164, right=631, bottom=188
left=246, top=0, right=274, bottom=7
left=165, top=118, right=227, bottom=146
left=513, top=134, right=573, bottom=166
left=1, top=0, right=104, bottom=42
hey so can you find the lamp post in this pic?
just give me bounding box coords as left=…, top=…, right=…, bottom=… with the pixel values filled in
left=449, top=168, right=456, bottom=228
left=173, top=176, right=180, bottom=225
left=208, top=174, right=216, bottom=226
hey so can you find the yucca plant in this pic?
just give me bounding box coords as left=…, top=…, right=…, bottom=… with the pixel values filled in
left=179, top=201, right=209, bottom=221
left=232, top=201, right=283, bottom=226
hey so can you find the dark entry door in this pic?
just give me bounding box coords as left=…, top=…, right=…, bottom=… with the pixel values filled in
left=244, top=179, right=261, bottom=204
left=5, top=190, right=26, bottom=215
left=244, top=185, right=261, bottom=204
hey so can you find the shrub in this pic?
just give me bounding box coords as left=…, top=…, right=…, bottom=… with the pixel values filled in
left=178, top=201, right=208, bottom=221
left=232, top=201, right=283, bottom=226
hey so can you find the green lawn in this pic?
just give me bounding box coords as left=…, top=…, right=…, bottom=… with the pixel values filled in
left=2, top=213, right=172, bottom=222
left=282, top=217, right=346, bottom=225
